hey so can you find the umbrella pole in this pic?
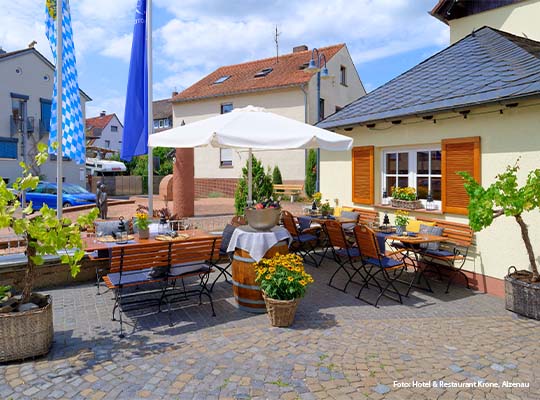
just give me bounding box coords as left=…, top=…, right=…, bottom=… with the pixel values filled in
left=247, top=148, right=253, bottom=206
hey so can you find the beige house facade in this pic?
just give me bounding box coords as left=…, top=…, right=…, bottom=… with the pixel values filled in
left=172, top=44, right=365, bottom=197
left=319, top=1, right=540, bottom=296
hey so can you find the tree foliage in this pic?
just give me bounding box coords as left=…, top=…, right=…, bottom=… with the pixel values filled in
left=272, top=166, right=283, bottom=185
left=459, top=162, right=540, bottom=281
left=305, top=149, right=317, bottom=197
left=114, top=147, right=174, bottom=176
left=0, top=143, right=98, bottom=303
left=234, top=155, right=273, bottom=216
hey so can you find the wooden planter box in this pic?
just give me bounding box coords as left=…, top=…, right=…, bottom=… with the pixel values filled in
left=390, top=199, right=423, bottom=210
left=505, top=271, right=540, bottom=320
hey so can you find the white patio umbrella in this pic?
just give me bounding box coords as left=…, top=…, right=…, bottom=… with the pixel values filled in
left=148, top=105, right=353, bottom=203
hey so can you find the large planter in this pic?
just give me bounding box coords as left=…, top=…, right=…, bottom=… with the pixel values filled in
left=505, top=268, right=540, bottom=320
left=391, top=199, right=423, bottom=210
left=245, top=208, right=281, bottom=231
left=0, top=295, right=53, bottom=362
left=262, top=291, right=300, bottom=327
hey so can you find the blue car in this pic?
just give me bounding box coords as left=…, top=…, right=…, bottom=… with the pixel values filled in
left=24, top=182, right=96, bottom=210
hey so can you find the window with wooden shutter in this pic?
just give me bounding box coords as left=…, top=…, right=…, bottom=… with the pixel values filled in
left=441, top=136, right=480, bottom=215
left=352, top=146, right=374, bottom=204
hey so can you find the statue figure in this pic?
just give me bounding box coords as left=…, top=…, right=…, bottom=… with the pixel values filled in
left=95, top=181, right=103, bottom=209
left=97, top=183, right=108, bottom=219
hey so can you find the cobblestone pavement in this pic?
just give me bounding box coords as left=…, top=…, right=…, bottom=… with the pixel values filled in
left=1, top=258, right=539, bottom=400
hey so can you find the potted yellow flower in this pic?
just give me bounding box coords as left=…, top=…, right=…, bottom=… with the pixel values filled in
left=391, top=187, right=422, bottom=209
left=254, top=253, right=314, bottom=327
left=133, top=210, right=151, bottom=239
left=394, top=210, right=410, bottom=235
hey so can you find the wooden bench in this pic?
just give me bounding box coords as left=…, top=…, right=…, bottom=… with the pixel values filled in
left=349, top=208, right=380, bottom=227
left=417, top=217, right=474, bottom=293
left=274, top=184, right=304, bottom=202
left=104, top=237, right=219, bottom=337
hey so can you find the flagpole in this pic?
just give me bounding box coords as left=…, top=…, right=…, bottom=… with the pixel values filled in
left=56, top=0, right=63, bottom=217
left=146, top=0, right=153, bottom=217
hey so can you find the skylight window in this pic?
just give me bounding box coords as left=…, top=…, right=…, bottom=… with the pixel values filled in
left=254, top=68, right=273, bottom=78
left=214, top=75, right=231, bottom=84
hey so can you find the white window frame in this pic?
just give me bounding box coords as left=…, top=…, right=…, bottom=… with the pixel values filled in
left=381, top=146, right=442, bottom=209
left=220, top=148, right=233, bottom=167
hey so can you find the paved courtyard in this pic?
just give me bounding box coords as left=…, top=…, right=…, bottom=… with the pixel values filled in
left=1, top=258, right=539, bottom=400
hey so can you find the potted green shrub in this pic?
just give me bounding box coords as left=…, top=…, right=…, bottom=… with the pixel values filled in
left=460, top=163, right=540, bottom=319
left=0, top=144, right=98, bottom=361
left=254, top=253, right=314, bottom=327
left=394, top=210, right=410, bottom=236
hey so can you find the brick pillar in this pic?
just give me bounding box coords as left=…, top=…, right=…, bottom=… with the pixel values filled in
left=173, top=148, right=195, bottom=217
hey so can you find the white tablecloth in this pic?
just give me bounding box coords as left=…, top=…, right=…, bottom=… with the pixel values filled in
left=227, top=225, right=291, bottom=262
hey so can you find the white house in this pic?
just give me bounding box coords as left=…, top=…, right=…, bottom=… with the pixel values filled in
left=172, top=44, right=365, bottom=197
left=0, top=46, right=91, bottom=185
left=86, top=111, right=123, bottom=155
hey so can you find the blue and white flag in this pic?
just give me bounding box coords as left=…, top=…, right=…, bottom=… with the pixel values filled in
left=121, top=0, right=148, bottom=161
left=45, top=0, right=85, bottom=165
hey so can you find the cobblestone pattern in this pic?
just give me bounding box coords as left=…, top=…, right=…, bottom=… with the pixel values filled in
left=1, top=259, right=539, bottom=399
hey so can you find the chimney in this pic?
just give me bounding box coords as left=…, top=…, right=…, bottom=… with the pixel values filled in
left=100, top=110, right=106, bottom=117
left=172, top=91, right=178, bottom=97
left=293, top=45, right=308, bottom=53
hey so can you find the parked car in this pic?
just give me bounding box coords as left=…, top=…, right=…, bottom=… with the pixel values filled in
left=24, top=182, right=96, bottom=210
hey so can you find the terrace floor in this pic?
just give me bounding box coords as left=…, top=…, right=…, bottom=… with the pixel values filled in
left=1, top=259, right=539, bottom=399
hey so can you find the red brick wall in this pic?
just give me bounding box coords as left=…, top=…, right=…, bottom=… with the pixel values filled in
left=195, top=179, right=305, bottom=198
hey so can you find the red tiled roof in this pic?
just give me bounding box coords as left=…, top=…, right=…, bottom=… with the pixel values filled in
left=86, top=114, right=115, bottom=130
left=173, top=44, right=345, bottom=103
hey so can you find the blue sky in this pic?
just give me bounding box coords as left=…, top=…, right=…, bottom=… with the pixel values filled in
left=1, top=0, right=448, bottom=121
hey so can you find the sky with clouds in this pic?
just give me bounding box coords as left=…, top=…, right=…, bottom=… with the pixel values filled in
left=0, top=0, right=448, bottom=121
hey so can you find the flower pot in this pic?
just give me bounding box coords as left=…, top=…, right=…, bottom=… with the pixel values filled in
left=245, top=208, right=281, bottom=231
left=395, top=225, right=405, bottom=236
left=138, top=227, right=150, bottom=240
left=505, top=268, right=540, bottom=320
left=262, top=291, right=300, bottom=327
left=0, top=295, right=53, bottom=362
left=391, top=199, right=423, bottom=210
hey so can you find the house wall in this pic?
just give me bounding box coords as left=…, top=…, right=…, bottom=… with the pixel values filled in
left=91, top=115, right=123, bottom=153
left=0, top=51, right=87, bottom=185
left=449, top=0, right=540, bottom=43
left=173, top=88, right=308, bottom=182
left=320, top=100, right=540, bottom=282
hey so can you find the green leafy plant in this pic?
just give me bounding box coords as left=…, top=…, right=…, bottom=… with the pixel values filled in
left=133, top=211, right=151, bottom=230
left=254, top=253, right=314, bottom=300
left=320, top=200, right=334, bottom=216
left=305, top=149, right=317, bottom=197
left=0, top=285, right=11, bottom=299
left=394, top=210, right=409, bottom=226
left=272, top=166, right=283, bottom=185
left=459, top=161, right=540, bottom=282
left=234, top=155, right=273, bottom=216
left=392, top=186, right=417, bottom=201
left=0, top=143, right=98, bottom=304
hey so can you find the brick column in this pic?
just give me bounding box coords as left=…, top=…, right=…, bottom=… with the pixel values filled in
left=173, top=148, right=195, bottom=217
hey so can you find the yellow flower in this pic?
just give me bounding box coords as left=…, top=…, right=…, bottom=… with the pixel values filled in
left=265, top=274, right=272, bottom=280
left=299, top=280, right=307, bottom=286
left=269, top=267, right=276, bottom=273
left=287, top=276, right=294, bottom=282
left=293, top=267, right=301, bottom=273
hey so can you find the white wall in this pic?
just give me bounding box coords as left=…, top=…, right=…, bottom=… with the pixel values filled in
left=0, top=51, right=87, bottom=185
left=449, top=0, right=540, bottom=43
left=91, top=114, right=123, bottom=154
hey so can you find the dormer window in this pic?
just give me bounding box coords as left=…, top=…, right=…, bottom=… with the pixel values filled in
left=214, top=75, right=231, bottom=84
left=254, top=68, right=273, bottom=78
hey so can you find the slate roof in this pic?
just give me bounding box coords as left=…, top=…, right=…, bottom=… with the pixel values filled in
left=318, top=27, right=540, bottom=129
left=173, top=44, right=345, bottom=103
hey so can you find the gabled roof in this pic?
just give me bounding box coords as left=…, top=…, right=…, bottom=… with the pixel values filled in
left=86, top=113, right=121, bottom=133
left=318, top=27, right=540, bottom=129
left=0, top=47, right=92, bottom=101
left=153, top=98, right=172, bottom=119
left=173, top=44, right=345, bottom=103
left=431, top=0, right=525, bottom=24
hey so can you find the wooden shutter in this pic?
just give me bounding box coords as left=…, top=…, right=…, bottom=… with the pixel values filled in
left=352, top=146, right=374, bottom=205
left=441, top=137, right=481, bottom=215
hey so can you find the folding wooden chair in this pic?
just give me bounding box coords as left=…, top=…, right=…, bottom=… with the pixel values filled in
left=354, top=225, right=407, bottom=307
left=282, top=210, right=320, bottom=267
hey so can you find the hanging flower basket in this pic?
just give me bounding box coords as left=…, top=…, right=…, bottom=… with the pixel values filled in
left=262, top=291, right=300, bottom=327
left=391, top=199, right=423, bottom=210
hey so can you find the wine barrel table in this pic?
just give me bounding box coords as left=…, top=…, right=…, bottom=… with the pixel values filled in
left=232, top=240, right=288, bottom=313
